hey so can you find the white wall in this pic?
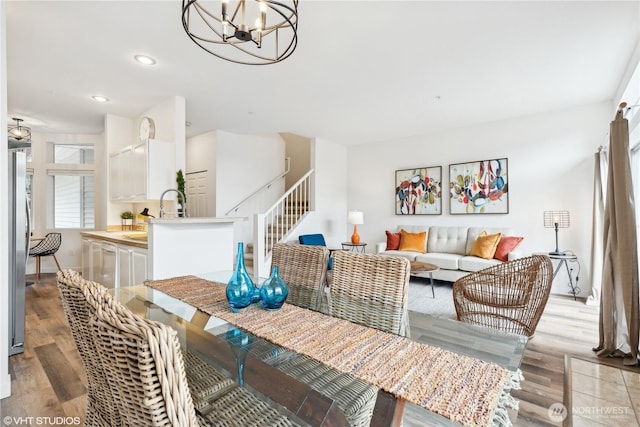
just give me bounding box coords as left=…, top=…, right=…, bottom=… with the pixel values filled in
left=282, top=132, right=311, bottom=188
left=143, top=96, right=186, bottom=173
left=347, top=102, right=613, bottom=298
left=289, top=137, right=349, bottom=249
left=1, top=0, right=11, bottom=399
left=214, top=130, right=285, bottom=216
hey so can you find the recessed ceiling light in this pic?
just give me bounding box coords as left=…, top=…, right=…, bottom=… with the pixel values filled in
left=92, top=95, right=109, bottom=102
left=134, top=55, right=157, bottom=66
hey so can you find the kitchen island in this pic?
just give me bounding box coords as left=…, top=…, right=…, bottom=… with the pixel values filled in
left=81, top=217, right=245, bottom=287
left=148, top=217, right=245, bottom=280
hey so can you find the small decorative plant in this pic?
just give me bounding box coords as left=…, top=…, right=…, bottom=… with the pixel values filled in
left=176, top=169, right=186, bottom=206
left=121, top=210, right=134, bottom=230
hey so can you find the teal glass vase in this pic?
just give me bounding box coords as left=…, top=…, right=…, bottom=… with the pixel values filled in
left=226, top=242, right=258, bottom=312
left=225, top=328, right=253, bottom=386
left=260, top=266, right=289, bottom=311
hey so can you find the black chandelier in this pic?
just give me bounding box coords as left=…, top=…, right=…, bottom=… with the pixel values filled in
left=182, top=0, right=298, bottom=65
left=8, top=118, right=31, bottom=141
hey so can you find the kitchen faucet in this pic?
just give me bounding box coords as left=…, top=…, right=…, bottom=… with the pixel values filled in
left=159, top=188, right=188, bottom=218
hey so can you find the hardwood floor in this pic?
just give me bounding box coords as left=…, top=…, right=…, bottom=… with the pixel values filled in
left=1, top=273, right=638, bottom=426
left=2, top=273, right=87, bottom=425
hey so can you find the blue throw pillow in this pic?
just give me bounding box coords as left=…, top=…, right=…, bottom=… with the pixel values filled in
left=298, top=234, right=327, bottom=246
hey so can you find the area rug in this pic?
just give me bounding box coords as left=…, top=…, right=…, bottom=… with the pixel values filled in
left=147, top=275, right=521, bottom=427
left=408, top=278, right=456, bottom=319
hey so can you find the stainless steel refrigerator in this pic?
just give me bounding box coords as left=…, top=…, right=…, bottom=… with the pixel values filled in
left=8, top=138, right=31, bottom=356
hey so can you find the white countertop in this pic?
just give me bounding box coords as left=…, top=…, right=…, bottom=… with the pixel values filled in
left=81, top=230, right=148, bottom=249
left=148, top=217, right=246, bottom=224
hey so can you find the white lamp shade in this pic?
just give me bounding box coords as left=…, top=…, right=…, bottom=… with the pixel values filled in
left=348, top=211, right=364, bottom=225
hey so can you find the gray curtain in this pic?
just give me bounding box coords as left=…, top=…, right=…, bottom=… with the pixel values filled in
left=595, top=109, right=640, bottom=366
left=587, top=149, right=607, bottom=306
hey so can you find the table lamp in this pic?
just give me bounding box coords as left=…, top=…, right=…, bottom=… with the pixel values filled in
left=348, top=211, right=364, bottom=244
left=543, top=210, right=570, bottom=255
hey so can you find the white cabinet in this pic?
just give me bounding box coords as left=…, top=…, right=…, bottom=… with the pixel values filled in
left=82, top=236, right=148, bottom=288
left=81, top=238, right=93, bottom=279
left=118, top=246, right=132, bottom=287
left=109, top=147, right=133, bottom=201
left=109, top=139, right=174, bottom=201
left=131, top=249, right=148, bottom=285
left=98, top=243, right=118, bottom=288
left=117, top=244, right=148, bottom=287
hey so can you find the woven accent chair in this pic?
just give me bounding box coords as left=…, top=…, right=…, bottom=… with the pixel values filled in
left=31, top=232, right=62, bottom=279
left=90, top=291, right=204, bottom=426
left=452, top=254, right=553, bottom=338
left=272, top=353, right=379, bottom=427
left=56, top=269, right=122, bottom=427
left=181, top=350, right=236, bottom=415
left=330, top=250, right=411, bottom=337
left=271, top=242, right=329, bottom=311
left=58, top=269, right=299, bottom=426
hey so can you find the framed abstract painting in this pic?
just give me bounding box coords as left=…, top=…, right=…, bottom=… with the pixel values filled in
left=395, top=166, right=442, bottom=215
left=449, top=158, right=509, bottom=214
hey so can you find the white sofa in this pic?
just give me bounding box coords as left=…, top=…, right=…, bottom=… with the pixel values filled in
left=376, top=225, right=521, bottom=282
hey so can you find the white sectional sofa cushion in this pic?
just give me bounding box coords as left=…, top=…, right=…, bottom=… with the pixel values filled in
left=376, top=225, right=520, bottom=282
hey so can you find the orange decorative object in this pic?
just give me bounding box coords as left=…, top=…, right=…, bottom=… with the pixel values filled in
left=351, top=225, right=360, bottom=244
left=348, top=210, right=364, bottom=244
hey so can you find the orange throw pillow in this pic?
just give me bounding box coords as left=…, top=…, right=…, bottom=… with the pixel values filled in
left=385, top=230, right=401, bottom=250
left=470, top=231, right=502, bottom=259
left=494, top=235, right=524, bottom=261
left=398, top=229, right=427, bottom=253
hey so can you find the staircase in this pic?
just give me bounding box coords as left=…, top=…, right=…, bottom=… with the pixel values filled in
left=253, top=170, right=314, bottom=277
left=244, top=200, right=308, bottom=272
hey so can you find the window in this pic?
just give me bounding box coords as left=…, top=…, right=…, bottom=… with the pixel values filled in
left=51, top=144, right=94, bottom=164
left=47, top=174, right=95, bottom=228
left=46, top=142, right=95, bottom=229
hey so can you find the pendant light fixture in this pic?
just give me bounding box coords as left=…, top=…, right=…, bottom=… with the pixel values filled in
left=8, top=118, right=31, bottom=141
left=181, top=0, right=298, bottom=65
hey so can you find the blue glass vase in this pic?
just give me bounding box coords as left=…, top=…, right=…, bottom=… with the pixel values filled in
left=226, top=242, right=258, bottom=312
left=260, top=266, right=289, bottom=311
left=225, top=328, right=253, bottom=386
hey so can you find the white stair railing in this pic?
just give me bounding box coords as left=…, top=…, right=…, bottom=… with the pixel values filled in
left=254, top=169, right=314, bottom=277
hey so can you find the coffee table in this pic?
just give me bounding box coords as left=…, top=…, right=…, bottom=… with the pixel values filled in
left=410, top=261, right=439, bottom=298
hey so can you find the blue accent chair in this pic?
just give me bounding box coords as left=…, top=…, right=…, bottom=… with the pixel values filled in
left=298, top=234, right=333, bottom=269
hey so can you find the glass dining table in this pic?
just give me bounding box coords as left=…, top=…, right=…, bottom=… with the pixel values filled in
left=110, top=271, right=528, bottom=427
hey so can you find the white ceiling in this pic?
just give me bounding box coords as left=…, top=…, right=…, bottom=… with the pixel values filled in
left=5, top=1, right=640, bottom=145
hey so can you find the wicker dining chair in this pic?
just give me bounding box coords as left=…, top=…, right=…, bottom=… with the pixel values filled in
left=268, top=245, right=379, bottom=427
left=329, top=250, right=412, bottom=337
left=271, top=353, right=379, bottom=427
left=31, top=232, right=62, bottom=279
left=271, top=242, right=329, bottom=312
left=452, top=254, right=553, bottom=338
left=90, top=280, right=300, bottom=427
left=57, top=269, right=299, bottom=427
left=56, top=269, right=122, bottom=427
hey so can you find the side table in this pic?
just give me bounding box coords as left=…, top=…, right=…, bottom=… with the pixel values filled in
left=410, top=261, right=439, bottom=298
left=547, top=253, right=580, bottom=300
left=341, top=242, right=367, bottom=253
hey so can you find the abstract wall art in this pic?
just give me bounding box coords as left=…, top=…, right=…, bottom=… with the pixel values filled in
left=395, top=166, right=442, bottom=215
left=449, top=158, right=509, bottom=214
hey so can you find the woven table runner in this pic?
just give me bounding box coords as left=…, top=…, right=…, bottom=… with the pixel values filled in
left=146, top=275, right=520, bottom=427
